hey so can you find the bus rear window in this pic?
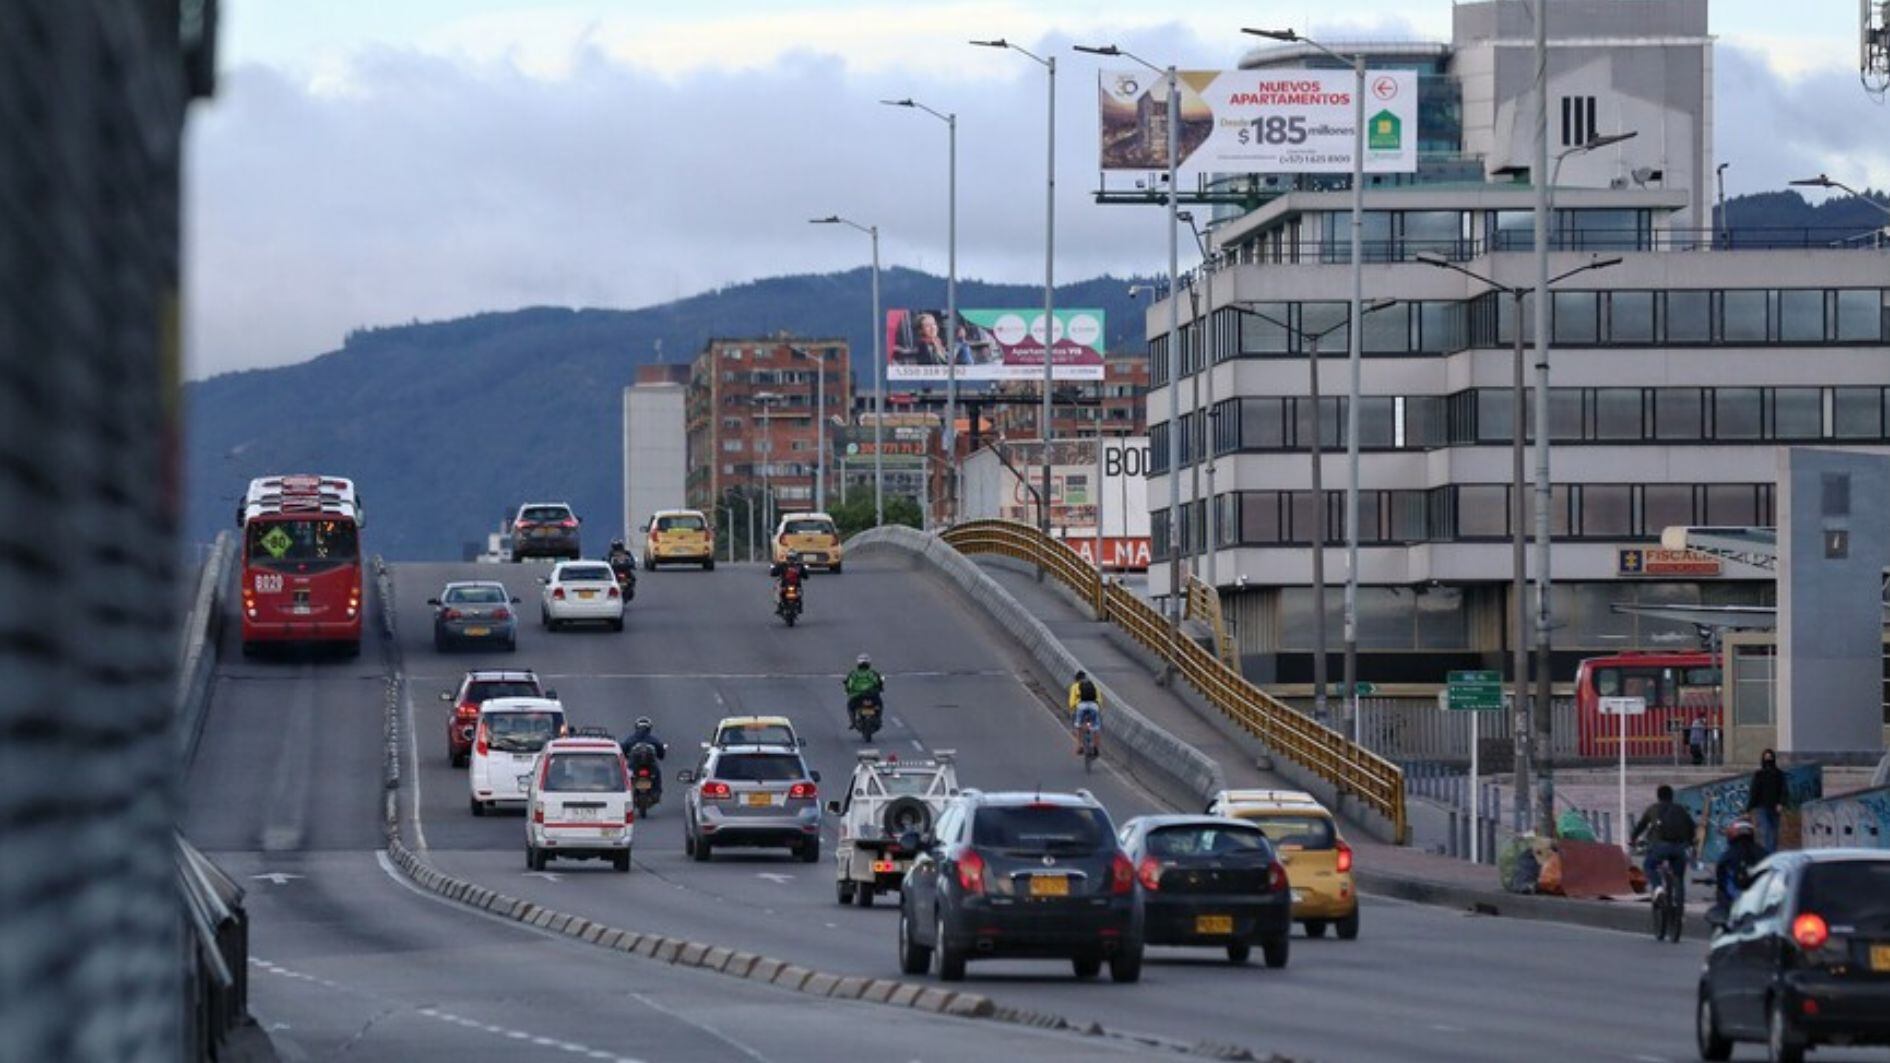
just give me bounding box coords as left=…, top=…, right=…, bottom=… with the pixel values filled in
left=246, top=519, right=359, bottom=564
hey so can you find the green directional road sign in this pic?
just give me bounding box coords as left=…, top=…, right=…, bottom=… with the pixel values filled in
left=1445, top=670, right=1503, bottom=711
left=1354, top=681, right=1377, bottom=696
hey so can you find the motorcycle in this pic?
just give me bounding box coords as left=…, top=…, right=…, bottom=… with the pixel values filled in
left=775, top=582, right=803, bottom=627
left=851, top=692, right=883, bottom=742
left=626, top=742, right=660, bottom=817
left=609, top=556, right=637, bottom=600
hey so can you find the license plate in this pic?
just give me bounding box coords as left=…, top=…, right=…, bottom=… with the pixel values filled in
left=1195, top=914, right=1235, bottom=935
left=1028, top=875, right=1070, bottom=898
left=565, top=806, right=597, bottom=821
left=464, top=626, right=489, bottom=637
left=1871, top=943, right=1890, bottom=972
left=1291, top=889, right=1305, bottom=904
left=634, top=780, right=653, bottom=792
left=578, top=590, right=596, bottom=599
left=516, top=774, right=532, bottom=788
left=860, top=706, right=879, bottom=717
left=745, top=792, right=773, bottom=807
left=598, top=827, right=617, bottom=836
left=872, top=860, right=898, bottom=873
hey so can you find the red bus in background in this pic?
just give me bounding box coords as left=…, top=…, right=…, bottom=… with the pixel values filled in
left=1573, top=651, right=1722, bottom=760
left=237, top=475, right=364, bottom=657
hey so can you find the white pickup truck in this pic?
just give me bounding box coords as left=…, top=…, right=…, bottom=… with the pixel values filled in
left=828, top=750, right=959, bottom=907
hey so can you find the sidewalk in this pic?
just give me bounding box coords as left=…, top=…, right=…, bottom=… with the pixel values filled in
left=975, top=557, right=1672, bottom=936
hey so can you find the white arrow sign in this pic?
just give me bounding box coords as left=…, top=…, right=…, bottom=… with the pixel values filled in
left=250, top=873, right=303, bottom=886
left=524, top=871, right=563, bottom=883
left=756, top=873, right=796, bottom=885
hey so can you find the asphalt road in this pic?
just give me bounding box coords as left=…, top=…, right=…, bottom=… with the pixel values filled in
left=186, top=554, right=1880, bottom=1062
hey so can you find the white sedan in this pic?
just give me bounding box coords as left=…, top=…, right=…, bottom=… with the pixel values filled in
left=539, top=561, right=624, bottom=631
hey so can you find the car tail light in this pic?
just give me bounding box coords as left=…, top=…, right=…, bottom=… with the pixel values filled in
left=625, top=807, right=636, bottom=825
left=532, top=805, right=544, bottom=824
left=559, top=518, right=578, bottom=528
left=1110, top=852, right=1136, bottom=895
left=635, top=766, right=651, bottom=778
left=442, top=609, right=461, bottom=621
left=474, top=723, right=489, bottom=757
left=1266, top=861, right=1289, bottom=893
left=455, top=702, right=479, bottom=719
left=552, top=587, right=565, bottom=600
left=700, top=781, right=731, bottom=800
left=788, top=781, right=817, bottom=800
left=607, top=586, right=620, bottom=599
left=491, top=608, right=510, bottom=620
left=1336, top=840, right=1354, bottom=874
left=1136, top=856, right=1163, bottom=892
left=955, top=850, right=986, bottom=895
left=1792, top=912, right=1829, bottom=950
left=515, top=520, right=536, bottom=530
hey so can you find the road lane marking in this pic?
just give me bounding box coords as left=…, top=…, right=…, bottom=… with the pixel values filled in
left=403, top=680, right=429, bottom=851
left=411, top=1006, right=645, bottom=1063
left=251, top=873, right=304, bottom=886
left=624, top=991, right=772, bottom=1063
left=260, top=665, right=318, bottom=852
left=525, top=871, right=564, bottom=883
left=756, top=872, right=795, bottom=885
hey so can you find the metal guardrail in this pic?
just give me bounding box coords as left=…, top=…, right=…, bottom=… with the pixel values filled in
left=939, top=519, right=1407, bottom=841
left=178, top=834, right=249, bottom=1058
left=1184, top=575, right=1238, bottom=670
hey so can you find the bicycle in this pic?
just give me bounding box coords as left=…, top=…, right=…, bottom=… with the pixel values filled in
left=1650, top=856, right=1685, bottom=943
left=1076, top=722, right=1099, bottom=773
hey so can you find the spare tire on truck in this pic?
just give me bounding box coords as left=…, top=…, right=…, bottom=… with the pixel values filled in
left=881, top=796, right=934, bottom=839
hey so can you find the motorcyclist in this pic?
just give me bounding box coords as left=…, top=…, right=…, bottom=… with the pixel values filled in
left=1714, top=817, right=1765, bottom=913
left=769, top=553, right=808, bottom=611
left=620, top=716, right=666, bottom=799
left=1068, top=670, right=1102, bottom=756
left=1629, top=784, right=1698, bottom=906
left=606, top=538, right=637, bottom=587
left=842, top=653, right=885, bottom=730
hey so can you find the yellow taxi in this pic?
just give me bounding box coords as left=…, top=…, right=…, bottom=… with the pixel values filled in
left=644, top=509, right=714, bottom=571
left=1207, top=789, right=1359, bottom=939
left=771, top=511, right=843, bottom=572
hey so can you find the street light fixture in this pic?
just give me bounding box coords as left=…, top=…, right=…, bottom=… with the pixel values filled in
left=1418, top=252, right=1621, bottom=832
left=1790, top=173, right=1890, bottom=220
left=882, top=97, right=959, bottom=524
left=972, top=37, right=1057, bottom=540
left=1074, top=41, right=1183, bottom=656
left=810, top=215, right=883, bottom=526
left=1241, top=26, right=1368, bottom=742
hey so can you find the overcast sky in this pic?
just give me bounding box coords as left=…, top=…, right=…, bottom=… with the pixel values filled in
left=182, top=0, right=1887, bottom=378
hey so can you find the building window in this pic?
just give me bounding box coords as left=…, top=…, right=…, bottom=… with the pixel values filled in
left=1777, top=289, right=1824, bottom=343
left=1476, top=390, right=1514, bottom=444
left=1292, top=396, right=1342, bottom=450
left=1836, top=289, right=1884, bottom=341
left=1559, top=94, right=1597, bottom=147
left=1642, top=484, right=1695, bottom=536
left=1608, top=292, right=1655, bottom=343
left=1300, top=303, right=1349, bottom=352
left=1238, top=305, right=1291, bottom=353
left=1653, top=388, right=1704, bottom=441
left=1362, top=303, right=1410, bottom=353
left=722, top=439, right=743, bottom=452
left=1595, top=388, right=1642, bottom=441
left=1358, top=397, right=1397, bottom=448
left=1664, top=291, right=1712, bottom=344
left=1771, top=388, right=1822, bottom=439
left=1238, top=491, right=1284, bottom=544
left=1833, top=387, right=1884, bottom=438
left=1704, top=484, right=1760, bottom=526
left=1721, top=290, right=1767, bottom=343
left=1714, top=388, right=1763, bottom=440
left=1240, top=398, right=1286, bottom=449
left=1579, top=484, right=1632, bottom=538
left=1456, top=484, right=1509, bottom=538
left=1418, top=300, right=1466, bottom=352
left=1553, top=291, right=1599, bottom=344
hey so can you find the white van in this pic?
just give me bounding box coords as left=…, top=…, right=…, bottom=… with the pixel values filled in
left=468, top=697, right=566, bottom=816
left=526, top=736, right=635, bottom=871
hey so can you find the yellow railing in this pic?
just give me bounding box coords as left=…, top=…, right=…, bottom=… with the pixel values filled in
left=940, top=519, right=1407, bottom=842
left=1184, top=575, right=1238, bottom=671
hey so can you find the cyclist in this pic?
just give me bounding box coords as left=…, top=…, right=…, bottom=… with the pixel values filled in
left=1068, top=670, right=1102, bottom=757
left=1629, top=784, right=1698, bottom=906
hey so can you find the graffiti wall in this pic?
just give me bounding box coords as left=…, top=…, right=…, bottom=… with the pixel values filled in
left=1801, top=785, right=1890, bottom=851
left=1676, top=765, right=1823, bottom=863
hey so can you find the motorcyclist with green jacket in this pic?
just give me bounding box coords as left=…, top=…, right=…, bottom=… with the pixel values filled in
left=842, top=653, right=885, bottom=731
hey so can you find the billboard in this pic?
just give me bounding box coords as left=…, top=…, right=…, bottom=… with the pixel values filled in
left=886, top=308, right=1105, bottom=383
left=1097, top=68, right=1417, bottom=177
left=960, top=437, right=1150, bottom=570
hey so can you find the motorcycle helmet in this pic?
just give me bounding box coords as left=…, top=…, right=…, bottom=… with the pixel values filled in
left=610, top=537, right=625, bottom=551
left=1724, top=817, right=1755, bottom=839
left=635, top=716, right=652, bottom=730
left=856, top=653, right=871, bottom=666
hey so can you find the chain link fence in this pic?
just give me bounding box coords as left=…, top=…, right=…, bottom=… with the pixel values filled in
left=1, top=2, right=213, bottom=1059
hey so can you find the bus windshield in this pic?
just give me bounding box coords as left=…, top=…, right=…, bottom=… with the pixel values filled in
left=246, top=519, right=360, bottom=567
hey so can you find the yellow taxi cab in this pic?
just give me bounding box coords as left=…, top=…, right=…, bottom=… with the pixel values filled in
left=771, top=511, right=843, bottom=572
left=644, top=509, right=714, bottom=571
left=1207, top=789, right=1359, bottom=940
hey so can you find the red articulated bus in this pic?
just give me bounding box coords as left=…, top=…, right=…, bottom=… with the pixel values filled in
left=237, top=474, right=364, bottom=657
left=1573, top=651, right=1722, bottom=760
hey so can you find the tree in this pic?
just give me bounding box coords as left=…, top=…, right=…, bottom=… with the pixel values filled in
left=831, top=494, right=922, bottom=539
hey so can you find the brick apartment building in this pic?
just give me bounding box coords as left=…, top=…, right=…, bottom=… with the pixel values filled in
left=992, top=354, right=1150, bottom=441
left=685, top=336, right=851, bottom=517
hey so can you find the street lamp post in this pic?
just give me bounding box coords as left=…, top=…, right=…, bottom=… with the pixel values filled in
left=1075, top=43, right=1180, bottom=643
left=755, top=391, right=781, bottom=535
left=1419, top=252, right=1622, bottom=833
left=790, top=346, right=827, bottom=509
left=810, top=216, right=883, bottom=525
left=1243, top=26, right=1367, bottom=741
left=1181, top=213, right=1221, bottom=588
left=1789, top=173, right=1890, bottom=221
left=971, top=38, right=1057, bottom=539
left=883, top=98, right=957, bottom=524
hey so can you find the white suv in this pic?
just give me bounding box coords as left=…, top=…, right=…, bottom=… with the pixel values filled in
left=829, top=750, right=958, bottom=907
left=526, top=736, right=635, bottom=872
left=469, top=697, right=566, bottom=816
left=539, top=561, right=624, bottom=632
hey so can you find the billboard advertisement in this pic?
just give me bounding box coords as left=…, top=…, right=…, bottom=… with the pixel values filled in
left=1097, top=68, right=1417, bottom=177
left=886, top=308, right=1105, bottom=383
left=960, top=437, right=1150, bottom=570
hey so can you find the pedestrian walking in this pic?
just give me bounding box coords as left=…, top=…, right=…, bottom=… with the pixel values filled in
left=1687, top=714, right=1707, bottom=766
left=1746, top=748, right=1787, bottom=853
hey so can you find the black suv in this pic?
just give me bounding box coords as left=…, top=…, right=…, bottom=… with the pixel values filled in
left=1697, top=849, right=1890, bottom=1062
left=897, top=790, right=1143, bottom=983
left=511, top=502, right=581, bottom=561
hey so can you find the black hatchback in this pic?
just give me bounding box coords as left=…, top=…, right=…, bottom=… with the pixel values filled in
left=1698, top=849, right=1890, bottom=1063
left=897, top=791, right=1143, bottom=983
left=1118, top=815, right=1291, bottom=968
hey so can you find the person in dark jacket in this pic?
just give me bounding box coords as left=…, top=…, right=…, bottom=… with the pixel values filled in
left=1746, top=749, right=1787, bottom=853
left=620, top=716, right=667, bottom=800
left=1631, top=784, right=1698, bottom=905
left=1714, top=818, right=1765, bottom=913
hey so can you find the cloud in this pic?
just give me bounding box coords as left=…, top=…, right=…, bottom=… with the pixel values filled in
left=1713, top=44, right=1890, bottom=197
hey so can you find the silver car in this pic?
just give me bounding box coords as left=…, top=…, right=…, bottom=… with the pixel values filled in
left=429, top=581, right=521, bottom=652
left=678, top=746, right=823, bottom=863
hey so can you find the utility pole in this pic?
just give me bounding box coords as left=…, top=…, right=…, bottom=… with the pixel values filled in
left=1307, top=331, right=1330, bottom=723
left=1531, top=0, right=1556, bottom=834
